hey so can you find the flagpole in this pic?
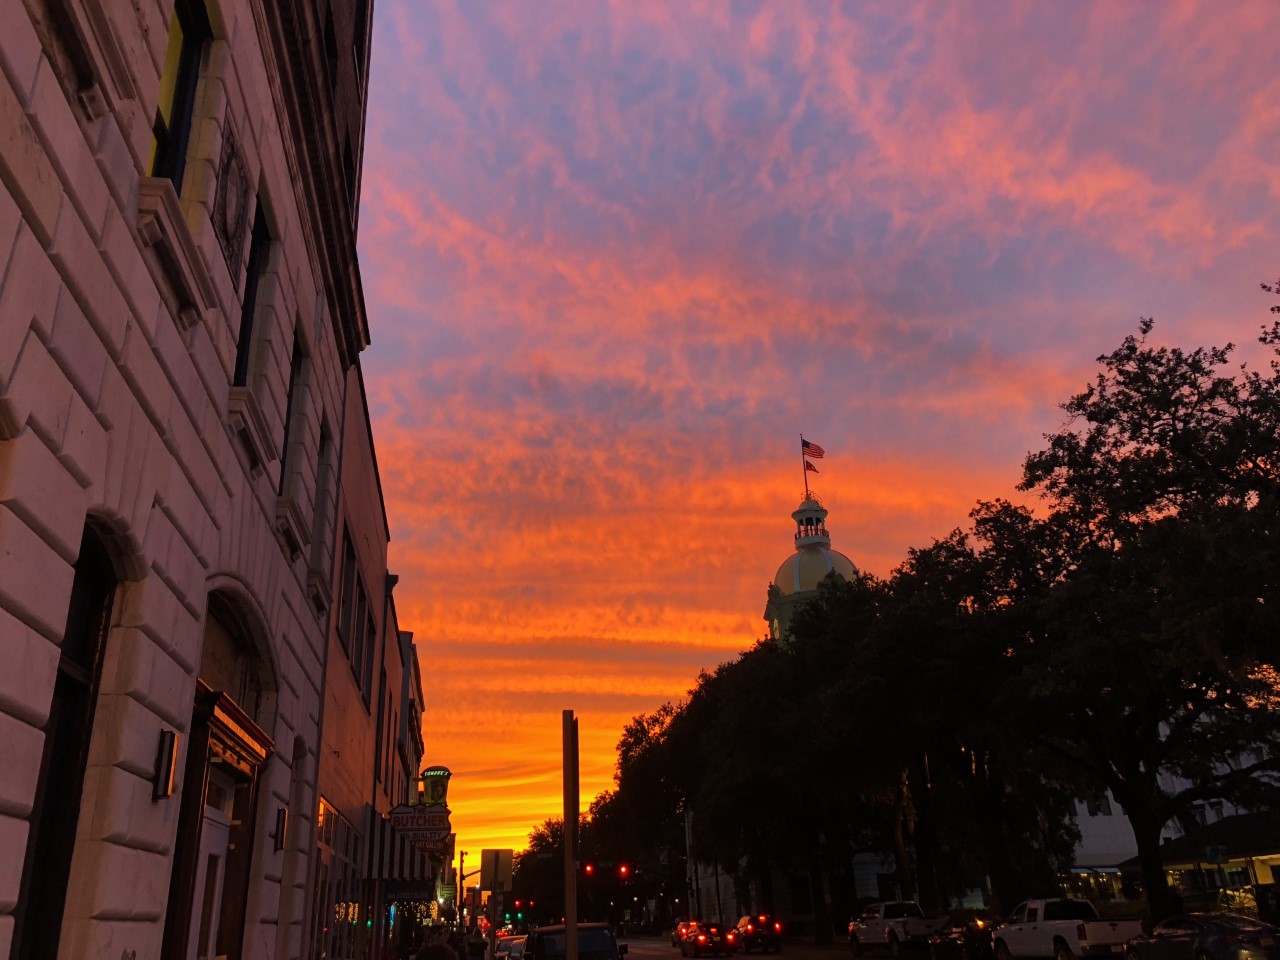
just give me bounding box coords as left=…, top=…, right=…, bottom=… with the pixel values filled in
left=801, top=434, right=809, bottom=499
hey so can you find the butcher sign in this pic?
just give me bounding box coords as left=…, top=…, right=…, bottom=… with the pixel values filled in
left=390, top=803, right=451, bottom=835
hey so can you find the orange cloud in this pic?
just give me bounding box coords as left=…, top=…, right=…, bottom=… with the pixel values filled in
left=358, top=0, right=1280, bottom=853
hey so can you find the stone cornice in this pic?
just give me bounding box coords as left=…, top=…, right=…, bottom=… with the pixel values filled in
left=253, top=1, right=370, bottom=371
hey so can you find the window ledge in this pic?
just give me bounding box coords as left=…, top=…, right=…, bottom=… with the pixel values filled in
left=137, top=177, right=217, bottom=329
left=306, top=567, right=331, bottom=618
left=274, top=493, right=309, bottom=562
left=227, top=386, right=277, bottom=475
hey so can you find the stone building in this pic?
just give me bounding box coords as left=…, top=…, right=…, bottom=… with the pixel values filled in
left=0, top=0, right=423, bottom=958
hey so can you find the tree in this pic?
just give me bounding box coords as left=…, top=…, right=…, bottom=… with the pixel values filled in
left=1000, top=319, right=1280, bottom=919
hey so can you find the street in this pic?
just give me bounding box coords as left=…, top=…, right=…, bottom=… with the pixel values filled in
left=620, top=936, right=853, bottom=960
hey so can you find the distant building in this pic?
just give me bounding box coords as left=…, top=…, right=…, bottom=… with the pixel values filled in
left=0, top=1, right=432, bottom=959
left=764, top=494, right=857, bottom=640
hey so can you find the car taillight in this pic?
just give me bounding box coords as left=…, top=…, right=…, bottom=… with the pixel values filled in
left=698, top=936, right=707, bottom=942
left=774, top=923, right=782, bottom=932
left=727, top=934, right=736, bottom=941
left=747, top=926, right=754, bottom=933
left=1077, top=924, right=1086, bottom=943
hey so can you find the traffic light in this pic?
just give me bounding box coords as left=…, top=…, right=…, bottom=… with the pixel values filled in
left=584, top=864, right=594, bottom=875
left=619, top=864, right=629, bottom=877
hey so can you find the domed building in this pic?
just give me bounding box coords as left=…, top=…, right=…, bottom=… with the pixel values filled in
left=763, top=494, right=857, bottom=640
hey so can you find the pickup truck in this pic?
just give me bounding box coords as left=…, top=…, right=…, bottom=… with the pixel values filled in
left=993, top=899, right=1144, bottom=960
left=850, top=901, right=948, bottom=956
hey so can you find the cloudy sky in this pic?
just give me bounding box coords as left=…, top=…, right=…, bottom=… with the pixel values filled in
left=355, top=1, right=1280, bottom=852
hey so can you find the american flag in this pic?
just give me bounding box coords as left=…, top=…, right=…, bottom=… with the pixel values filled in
left=802, top=439, right=826, bottom=458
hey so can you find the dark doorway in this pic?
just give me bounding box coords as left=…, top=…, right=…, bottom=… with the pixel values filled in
left=12, top=525, right=118, bottom=960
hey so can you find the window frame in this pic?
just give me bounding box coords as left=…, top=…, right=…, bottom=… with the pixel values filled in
left=150, top=0, right=211, bottom=194
left=233, top=200, right=271, bottom=388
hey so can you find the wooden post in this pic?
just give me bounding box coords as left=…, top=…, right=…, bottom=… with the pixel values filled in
left=564, top=710, right=579, bottom=960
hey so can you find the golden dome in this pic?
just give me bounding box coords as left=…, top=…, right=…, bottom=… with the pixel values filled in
left=773, top=546, right=857, bottom=596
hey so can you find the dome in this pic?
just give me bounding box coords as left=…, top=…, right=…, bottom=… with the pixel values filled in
left=773, top=545, right=857, bottom=596
left=764, top=489, right=857, bottom=640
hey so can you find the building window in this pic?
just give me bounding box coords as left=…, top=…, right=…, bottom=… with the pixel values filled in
left=361, top=613, right=376, bottom=705
left=351, top=598, right=367, bottom=685
left=335, top=529, right=375, bottom=705
left=279, top=335, right=306, bottom=495
left=234, top=199, right=271, bottom=387
left=150, top=0, right=211, bottom=194
left=374, top=670, right=387, bottom=784
left=384, top=693, right=394, bottom=790
left=338, top=530, right=357, bottom=654
left=311, top=798, right=362, bottom=960
left=13, top=526, right=117, bottom=960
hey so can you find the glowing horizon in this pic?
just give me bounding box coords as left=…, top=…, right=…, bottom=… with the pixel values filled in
left=358, top=1, right=1280, bottom=853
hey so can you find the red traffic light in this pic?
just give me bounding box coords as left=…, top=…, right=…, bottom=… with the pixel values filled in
left=584, top=864, right=594, bottom=874
left=619, top=864, right=629, bottom=876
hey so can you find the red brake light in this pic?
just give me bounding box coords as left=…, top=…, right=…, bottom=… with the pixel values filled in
left=698, top=935, right=707, bottom=942
left=1077, top=924, right=1086, bottom=943
left=774, top=923, right=781, bottom=932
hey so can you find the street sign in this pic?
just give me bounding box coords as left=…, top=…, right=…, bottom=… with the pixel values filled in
left=481, top=849, right=514, bottom=892
left=390, top=803, right=451, bottom=832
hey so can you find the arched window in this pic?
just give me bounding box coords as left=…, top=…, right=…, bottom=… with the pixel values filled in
left=13, top=526, right=118, bottom=960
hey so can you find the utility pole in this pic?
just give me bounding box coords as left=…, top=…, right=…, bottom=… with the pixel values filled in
left=458, top=850, right=468, bottom=926
left=564, top=710, right=580, bottom=960
left=684, top=807, right=701, bottom=920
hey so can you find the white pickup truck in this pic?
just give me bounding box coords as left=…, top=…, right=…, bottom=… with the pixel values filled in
left=850, top=901, right=948, bottom=956
left=993, top=899, right=1144, bottom=960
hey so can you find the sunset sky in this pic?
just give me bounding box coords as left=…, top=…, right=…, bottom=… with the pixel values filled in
left=354, top=1, right=1280, bottom=853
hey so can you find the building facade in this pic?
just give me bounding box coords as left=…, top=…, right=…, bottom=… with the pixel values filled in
left=307, top=364, right=434, bottom=960
left=0, top=0, right=423, bottom=958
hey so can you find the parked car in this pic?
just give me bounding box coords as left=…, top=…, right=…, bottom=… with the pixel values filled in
left=509, top=938, right=529, bottom=960
left=1124, top=913, right=1279, bottom=960
left=525, top=923, right=628, bottom=960
left=675, top=922, right=697, bottom=948
left=928, top=915, right=996, bottom=960
left=681, top=922, right=735, bottom=957
left=852, top=902, right=949, bottom=956
left=735, top=915, right=783, bottom=954
left=993, top=899, right=1143, bottom=960
left=496, top=936, right=523, bottom=960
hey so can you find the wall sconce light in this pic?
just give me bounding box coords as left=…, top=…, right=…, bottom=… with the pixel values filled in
left=153, top=729, right=179, bottom=800
left=274, top=807, right=289, bottom=852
